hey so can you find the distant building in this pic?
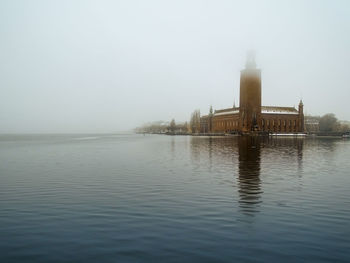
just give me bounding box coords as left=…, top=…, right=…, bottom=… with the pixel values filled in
left=200, top=54, right=304, bottom=134
left=304, top=116, right=320, bottom=133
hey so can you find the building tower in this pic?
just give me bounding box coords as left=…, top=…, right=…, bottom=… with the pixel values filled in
left=239, top=51, right=262, bottom=132
left=298, top=100, right=304, bottom=132
left=208, top=105, right=213, bottom=133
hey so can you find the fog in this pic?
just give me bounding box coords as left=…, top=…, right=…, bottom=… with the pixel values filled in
left=1, top=0, right=349, bottom=133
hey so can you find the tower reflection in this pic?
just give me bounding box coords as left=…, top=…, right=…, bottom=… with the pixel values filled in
left=237, top=136, right=262, bottom=215
left=189, top=135, right=305, bottom=216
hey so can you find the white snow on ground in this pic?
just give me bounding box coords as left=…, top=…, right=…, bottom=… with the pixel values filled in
left=270, top=133, right=306, bottom=136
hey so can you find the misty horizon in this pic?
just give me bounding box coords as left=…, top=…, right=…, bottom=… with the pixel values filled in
left=1, top=0, right=349, bottom=133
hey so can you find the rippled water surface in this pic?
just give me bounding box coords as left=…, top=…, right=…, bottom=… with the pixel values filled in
left=1, top=134, right=350, bottom=262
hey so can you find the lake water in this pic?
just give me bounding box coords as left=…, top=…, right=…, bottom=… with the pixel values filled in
left=0, top=134, right=349, bottom=262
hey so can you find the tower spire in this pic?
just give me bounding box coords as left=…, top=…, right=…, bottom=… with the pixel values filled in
left=245, top=50, right=256, bottom=69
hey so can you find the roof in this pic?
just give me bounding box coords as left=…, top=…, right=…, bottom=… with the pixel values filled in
left=215, top=110, right=239, bottom=116
left=261, top=106, right=298, bottom=115
left=215, top=107, right=239, bottom=113
left=214, top=107, right=239, bottom=116
left=201, top=105, right=299, bottom=119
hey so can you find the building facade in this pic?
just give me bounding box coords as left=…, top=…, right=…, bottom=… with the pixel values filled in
left=200, top=55, right=304, bottom=134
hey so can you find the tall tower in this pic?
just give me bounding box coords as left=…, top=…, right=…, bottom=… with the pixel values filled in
left=298, top=100, right=304, bottom=132
left=239, top=51, right=262, bottom=132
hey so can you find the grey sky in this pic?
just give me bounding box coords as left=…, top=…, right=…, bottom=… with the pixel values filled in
left=1, top=0, right=349, bottom=133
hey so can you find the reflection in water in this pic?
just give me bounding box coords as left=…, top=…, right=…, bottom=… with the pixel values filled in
left=208, top=137, right=213, bottom=172
left=170, top=136, right=175, bottom=159
left=189, top=136, right=306, bottom=216
left=297, top=138, right=303, bottom=171
left=237, top=136, right=262, bottom=215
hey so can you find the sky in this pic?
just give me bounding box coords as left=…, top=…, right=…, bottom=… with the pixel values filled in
left=0, top=0, right=349, bottom=133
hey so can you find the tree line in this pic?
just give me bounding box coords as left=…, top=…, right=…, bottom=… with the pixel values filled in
left=317, top=113, right=349, bottom=132
left=134, top=109, right=203, bottom=134
left=135, top=111, right=349, bottom=134
left=134, top=120, right=188, bottom=134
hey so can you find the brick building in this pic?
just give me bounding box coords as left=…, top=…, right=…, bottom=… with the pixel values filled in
left=200, top=54, right=304, bottom=134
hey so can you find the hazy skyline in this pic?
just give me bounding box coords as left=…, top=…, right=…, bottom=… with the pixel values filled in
left=1, top=0, right=349, bottom=133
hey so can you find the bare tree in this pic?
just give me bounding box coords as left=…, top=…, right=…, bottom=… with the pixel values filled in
left=183, top=121, right=189, bottom=132
left=319, top=113, right=338, bottom=132
left=318, top=113, right=350, bottom=132
left=170, top=119, right=176, bottom=132
left=209, top=105, right=213, bottom=116
left=190, top=109, right=201, bottom=133
left=340, top=123, right=350, bottom=132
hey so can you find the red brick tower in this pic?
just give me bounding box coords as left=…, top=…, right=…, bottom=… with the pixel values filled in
left=239, top=52, right=262, bottom=132
left=298, top=100, right=304, bottom=132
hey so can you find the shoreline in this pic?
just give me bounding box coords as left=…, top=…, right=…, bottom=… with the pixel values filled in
left=137, top=131, right=350, bottom=138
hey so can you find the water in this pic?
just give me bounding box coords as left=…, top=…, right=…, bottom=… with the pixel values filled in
left=0, top=134, right=349, bottom=262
